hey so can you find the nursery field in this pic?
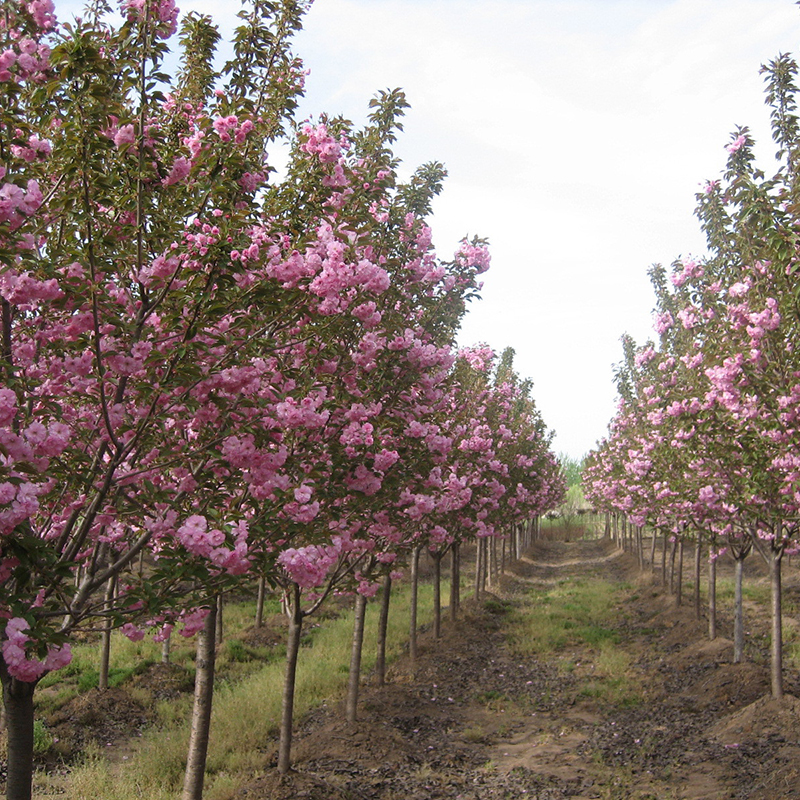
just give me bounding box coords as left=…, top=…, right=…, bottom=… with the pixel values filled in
left=8, top=527, right=800, bottom=800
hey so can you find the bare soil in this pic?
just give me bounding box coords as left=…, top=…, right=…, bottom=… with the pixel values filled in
left=8, top=532, right=800, bottom=799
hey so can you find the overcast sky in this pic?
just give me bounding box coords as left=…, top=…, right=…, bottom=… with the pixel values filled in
left=58, top=1, right=800, bottom=458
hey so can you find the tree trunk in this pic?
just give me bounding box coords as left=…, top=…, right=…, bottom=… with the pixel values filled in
left=181, top=600, right=217, bottom=800
left=161, top=632, right=172, bottom=665
left=215, top=593, right=224, bottom=645
left=668, top=536, right=677, bottom=594
left=278, top=583, right=304, bottom=774
left=346, top=593, right=368, bottom=723
left=98, top=574, right=116, bottom=690
left=409, top=545, right=421, bottom=661
left=693, top=538, right=702, bottom=619
left=432, top=552, right=442, bottom=639
left=375, top=574, right=392, bottom=687
left=473, top=537, right=483, bottom=601
left=769, top=549, right=784, bottom=699
left=0, top=663, right=38, bottom=800
left=661, top=529, right=667, bottom=585
left=637, top=526, right=644, bottom=569
left=255, top=575, right=267, bottom=629
left=450, top=543, right=460, bottom=622
left=649, top=528, right=657, bottom=573
left=486, top=538, right=495, bottom=590
left=708, top=549, right=717, bottom=640
left=676, top=538, right=684, bottom=606
left=733, top=555, right=745, bottom=664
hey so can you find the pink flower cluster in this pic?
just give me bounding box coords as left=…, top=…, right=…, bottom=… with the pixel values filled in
left=2, top=618, right=72, bottom=682
left=278, top=542, right=343, bottom=588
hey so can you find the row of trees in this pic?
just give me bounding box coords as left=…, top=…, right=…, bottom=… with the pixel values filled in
left=584, top=39, right=800, bottom=701
left=0, top=2, right=564, bottom=798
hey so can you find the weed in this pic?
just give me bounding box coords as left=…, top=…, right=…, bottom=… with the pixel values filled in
left=33, top=720, right=53, bottom=754
left=484, top=597, right=513, bottom=615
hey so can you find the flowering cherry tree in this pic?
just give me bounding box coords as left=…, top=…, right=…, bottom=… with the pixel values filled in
left=585, top=49, right=800, bottom=701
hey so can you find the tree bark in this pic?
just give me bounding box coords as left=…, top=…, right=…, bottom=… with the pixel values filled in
left=449, top=543, right=460, bottom=622
left=769, top=549, right=784, bottom=699
left=345, top=593, right=368, bottom=723
left=255, top=575, right=267, bottom=629
left=432, top=552, right=442, bottom=639
left=693, top=538, right=702, bottom=619
left=215, top=593, right=224, bottom=645
left=668, top=536, right=677, bottom=594
left=181, top=600, right=217, bottom=800
left=0, top=662, right=38, bottom=800
left=636, top=526, right=644, bottom=569
left=98, top=574, right=116, bottom=690
left=661, top=529, right=667, bottom=586
left=649, top=528, right=657, bottom=573
left=473, top=537, right=483, bottom=601
left=278, top=583, right=303, bottom=774
left=375, top=574, right=392, bottom=687
left=676, top=538, right=684, bottom=606
left=409, top=545, right=421, bottom=661
left=708, top=548, right=717, bottom=640
left=733, top=555, right=745, bottom=664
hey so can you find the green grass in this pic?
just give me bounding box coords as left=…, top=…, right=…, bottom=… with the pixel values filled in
left=508, top=577, right=640, bottom=707
left=508, top=578, right=624, bottom=654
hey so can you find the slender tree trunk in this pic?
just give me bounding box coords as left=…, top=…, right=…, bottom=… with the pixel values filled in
left=769, top=549, right=784, bottom=699
left=162, top=632, right=172, bottom=665
left=255, top=575, right=267, bottom=629
left=375, top=574, right=392, bottom=687
left=649, top=528, right=657, bottom=573
left=473, top=537, right=483, bottom=601
left=98, top=574, right=116, bottom=690
left=450, top=543, right=460, bottom=621
left=676, top=538, right=684, bottom=606
left=734, top=556, right=745, bottom=664
left=708, top=549, right=717, bottom=640
left=278, top=583, right=304, bottom=774
left=693, top=538, right=702, bottom=619
left=0, top=663, right=38, bottom=800
left=215, top=593, right=224, bottom=645
left=345, top=593, right=368, bottom=723
left=410, top=545, right=422, bottom=661
left=482, top=538, right=490, bottom=593
left=432, top=552, right=442, bottom=639
left=636, top=526, right=644, bottom=569
left=668, top=537, right=677, bottom=594
left=501, top=537, right=506, bottom=574
left=661, top=529, right=667, bottom=586
left=182, top=601, right=217, bottom=800
left=486, top=538, right=495, bottom=590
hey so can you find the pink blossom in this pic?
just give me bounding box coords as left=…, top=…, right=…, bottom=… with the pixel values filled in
left=162, top=156, right=191, bottom=186
left=726, top=134, right=747, bottom=154
left=179, top=607, right=210, bottom=637
left=114, top=124, right=136, bottom=149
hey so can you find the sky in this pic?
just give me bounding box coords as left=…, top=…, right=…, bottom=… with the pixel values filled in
left=57, top=0, right=800, bottom=458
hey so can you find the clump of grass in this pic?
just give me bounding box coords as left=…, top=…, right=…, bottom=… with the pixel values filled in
left=509, top=578, right=622, bottom=655
left=509, top=576, right=640, bottom=707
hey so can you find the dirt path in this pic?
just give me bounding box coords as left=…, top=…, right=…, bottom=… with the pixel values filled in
left=241, top=537, right=800, bottom=800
